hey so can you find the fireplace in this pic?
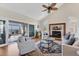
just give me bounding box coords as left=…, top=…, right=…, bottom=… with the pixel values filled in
left=49, top=23, right=66, bottom=40
left=52, top=31, right=61, bottom=38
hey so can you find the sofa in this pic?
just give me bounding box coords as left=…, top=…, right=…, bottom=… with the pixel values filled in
left=63, top=32, right=79, bottom=56
left=17, top=36, right=36, bottom=55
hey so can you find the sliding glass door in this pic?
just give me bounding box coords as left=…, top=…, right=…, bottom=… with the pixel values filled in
left=29, top=24, right=34, bottom=37
left=0, top=20, right=5, bottom=44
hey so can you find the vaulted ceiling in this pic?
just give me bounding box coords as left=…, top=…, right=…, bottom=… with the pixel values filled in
left=0, top=3, right=63, bottom=20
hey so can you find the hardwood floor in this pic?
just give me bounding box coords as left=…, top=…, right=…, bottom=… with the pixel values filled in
left=0, top=43, right=19, bottom=56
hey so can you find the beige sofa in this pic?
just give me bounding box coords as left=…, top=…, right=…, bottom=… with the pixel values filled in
left=63, top=39, right=79, bottom=56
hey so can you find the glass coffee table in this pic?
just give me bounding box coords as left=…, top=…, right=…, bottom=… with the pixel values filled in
left=39, top=39, right=53, bottom=53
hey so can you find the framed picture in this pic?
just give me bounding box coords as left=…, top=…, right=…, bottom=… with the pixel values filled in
left=52, top=25, right=62, bottom=30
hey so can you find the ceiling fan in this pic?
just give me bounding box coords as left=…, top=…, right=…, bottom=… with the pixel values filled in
left=42, top=3, right=58, bottom=13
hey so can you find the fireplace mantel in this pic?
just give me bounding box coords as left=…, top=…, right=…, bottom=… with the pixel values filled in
left=49, top=23, right=66, bottom=40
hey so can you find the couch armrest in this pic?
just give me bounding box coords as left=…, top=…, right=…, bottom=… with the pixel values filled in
left=63, top=44, right=79, bottom=50
left=63, top=44, right=79, bottom=56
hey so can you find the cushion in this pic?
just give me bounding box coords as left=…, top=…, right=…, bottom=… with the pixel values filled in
left=63, top=34, right=76, bottom=45
left=64, top=33, right=71, bottom=40
left=67, top=34, right=75, bottom=45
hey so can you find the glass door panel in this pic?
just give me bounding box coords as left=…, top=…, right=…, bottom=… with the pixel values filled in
left=0, top=21, right=5, bottom=44
left=29, top=24, right=34, bottom=37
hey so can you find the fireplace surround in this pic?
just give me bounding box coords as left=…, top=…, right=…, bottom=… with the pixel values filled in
left=49, top=23, right=66, bottom=40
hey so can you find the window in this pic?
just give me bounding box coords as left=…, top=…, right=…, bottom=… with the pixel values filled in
left=9, top=21, right=34, bottom=37
left=9, top=21, right=23, bottom=36
left=0, top=20, right=5, bottom=44
left=9, top=21, right=28, bottom=36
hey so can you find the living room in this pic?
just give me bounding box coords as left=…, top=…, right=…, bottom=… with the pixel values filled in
left=0, top=3, right=79, bottom=56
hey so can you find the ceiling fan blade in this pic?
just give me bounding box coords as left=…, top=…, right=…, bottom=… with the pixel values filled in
left=42, top=5, right=48, bottom=8
left=42, top=9, right=47, bottom=12
left=51, top=3, right=56, bottom=7
left=52, top=7, right=58, bottom=10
